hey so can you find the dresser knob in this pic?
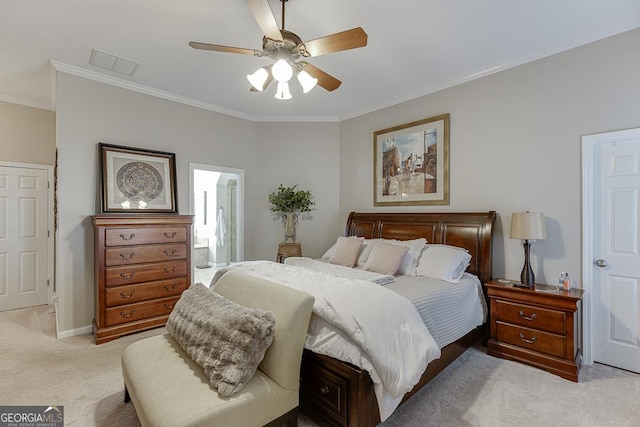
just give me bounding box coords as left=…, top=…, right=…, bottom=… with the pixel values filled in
left=320, top=385, right=330, bottom=395
left=164, top=267, right=176, bottom=274
left=164, top=249, right=177, bottom=256
left=163, top=284, right=177, bottom=292
left=120, top=310, right=136, bottom=319
left=120, top=273, right=135, bottom=280
left=164, top=232, right=176, bottom=238
left=120, top=233, right=135, bottom=241
left=120, top=252, right=135, bottom=260
left=518, top=310, right=537, bottom=321
left=519, top=333, right=538, bottom=344
left=120, top=291, right=135, bottom=299
left=164, top=303, right=175, bottom=310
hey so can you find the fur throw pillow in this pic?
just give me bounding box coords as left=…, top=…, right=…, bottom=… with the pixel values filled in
left=166, top=283, right=276, bottom=397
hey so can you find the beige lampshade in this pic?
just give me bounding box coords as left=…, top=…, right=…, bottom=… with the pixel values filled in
left=510, top=212, right=547, bottom=240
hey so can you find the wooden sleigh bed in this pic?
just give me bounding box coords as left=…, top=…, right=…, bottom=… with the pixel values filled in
left=299, top=211, right=496, bottom=427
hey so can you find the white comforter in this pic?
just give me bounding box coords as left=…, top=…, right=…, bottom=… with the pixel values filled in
left=209, top=261, right=440, bottom=420
left=284, top=256, right=394, bottom=284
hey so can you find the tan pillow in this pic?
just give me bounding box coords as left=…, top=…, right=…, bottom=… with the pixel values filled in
left=166, top=283, right=276, bottom=397
left=363, top=241, right=410, bottom=275
left=329, top=236, right=364, bottom=267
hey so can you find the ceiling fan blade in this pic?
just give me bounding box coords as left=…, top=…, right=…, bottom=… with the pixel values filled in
left=247, top=0, right=283, bottom=42
left=300, top=62, right=341, bottom=92
left=298, top=27, right=367, bottom=57
left=189, top=41, right=262, bottom=56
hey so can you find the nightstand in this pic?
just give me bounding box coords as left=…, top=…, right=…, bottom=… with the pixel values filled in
left=277, top=242, right=302, bottom=263
left=485, top=279, right=584, bottom=382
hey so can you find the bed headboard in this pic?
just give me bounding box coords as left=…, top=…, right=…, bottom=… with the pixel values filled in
left=345, top=211, right=496, bottom=283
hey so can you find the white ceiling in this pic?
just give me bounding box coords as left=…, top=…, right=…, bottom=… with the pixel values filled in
left=2, top=0, right=640, bottom=121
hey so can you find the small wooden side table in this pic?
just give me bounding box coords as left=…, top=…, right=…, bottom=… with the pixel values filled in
left=277, top=242, right=302, bottom=263
left=485, top=279, right=584, bottom=382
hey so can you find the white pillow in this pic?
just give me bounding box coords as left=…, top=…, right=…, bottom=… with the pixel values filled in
left=329, top=236, right=364, bottom=267
left=376, top=238, right=427, bottom=276
left=363, top=242, right=410, bottom=275
left=416, top=244, right=472, bottom=283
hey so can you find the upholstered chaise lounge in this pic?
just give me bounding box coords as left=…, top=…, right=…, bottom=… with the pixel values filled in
left=121, top=270, right=315, bottom=427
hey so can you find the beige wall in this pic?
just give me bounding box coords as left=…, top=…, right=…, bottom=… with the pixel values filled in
left=339, top=28, right=640, bottom=287
left=253, top=121, right=341, bottom=261
left=55, top=73, right=258, bottom=335
left=54, top=73, right=341, bottom=335
left=0, top=100, right=55, bottom=165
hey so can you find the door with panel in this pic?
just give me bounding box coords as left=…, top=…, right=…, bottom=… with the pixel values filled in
left=593, top=133, right=640, bottom=373
left=0, top=165, right=50, bottom=311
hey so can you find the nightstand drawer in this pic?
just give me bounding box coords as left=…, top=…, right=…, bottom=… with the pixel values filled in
left=495, top=299, right=566, bottom=335
left=496, top=322, right=566, bottom=358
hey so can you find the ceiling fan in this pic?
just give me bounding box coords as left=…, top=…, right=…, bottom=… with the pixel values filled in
left=189, top=0, right=368, bottom=99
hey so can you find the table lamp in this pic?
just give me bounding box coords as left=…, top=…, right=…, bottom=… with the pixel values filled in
left=510, top=211, right=547, bottom=287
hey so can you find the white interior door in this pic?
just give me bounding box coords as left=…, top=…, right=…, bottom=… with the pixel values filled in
left=592, top=133, right=640, bottom=373
left=0, top=165, right=50, bottom=311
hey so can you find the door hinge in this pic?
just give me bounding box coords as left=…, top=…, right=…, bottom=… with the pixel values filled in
left=47, top=279, right=50, bottom=287
left=48, top=181, right=50, bottom=189
left=48, top=230, right=50, bottom=237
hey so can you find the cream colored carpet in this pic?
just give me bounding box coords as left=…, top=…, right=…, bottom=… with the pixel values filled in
left=1, top=305, right=638, bottom=427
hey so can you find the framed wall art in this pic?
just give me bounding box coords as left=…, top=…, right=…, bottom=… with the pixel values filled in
left=99, top=143, right=177, bottom=213
left=373, top=113, right=450, bottom=206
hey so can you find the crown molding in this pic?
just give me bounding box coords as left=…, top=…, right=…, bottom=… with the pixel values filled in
left=50, top=60, right=257, bottom=122
left=0, top=93, right=55, bottom=111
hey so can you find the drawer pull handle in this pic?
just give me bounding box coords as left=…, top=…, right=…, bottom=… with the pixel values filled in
left=518, top=310, right=537, bottom=321
left=164, top=267, right=176, bottom=274
left=120, top=273, right=135, bottom=280
left=164, top=232, right=176, bottom=238
left=164, top=284, right=177, bottom=292
left=164, top=249, right=177, bottom=256
left=120, top=310, right=136, bottom=319
left=519, top=333, right=538, bottom=344
left=120, top=233, right=135, bottom=241
left=164, top=303, right=175, bottom=310
left=320, top=385, right=330, bottom=395
left=120, top=291, right=135, bottom=299
left=120, top=252, right=135, bottom=260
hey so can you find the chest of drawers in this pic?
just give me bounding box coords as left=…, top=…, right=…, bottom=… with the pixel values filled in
left=485, top=280, right=584, bottom=381
left=92, top=215, right=193, bottom=344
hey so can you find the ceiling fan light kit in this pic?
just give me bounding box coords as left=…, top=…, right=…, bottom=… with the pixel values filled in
left=190, top=0, right=367, bottom=100
left=247, top=67, right=269, bottom=91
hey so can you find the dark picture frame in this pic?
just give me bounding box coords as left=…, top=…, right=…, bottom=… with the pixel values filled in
left=99, top=143, right=177, bottom=213
left=373, top=113, right=450, bottom=206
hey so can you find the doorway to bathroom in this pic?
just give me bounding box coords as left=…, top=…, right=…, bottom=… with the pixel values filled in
left=189, top=163, right=244, bottom=285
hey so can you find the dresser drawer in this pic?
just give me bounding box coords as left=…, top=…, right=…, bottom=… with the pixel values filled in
left=105, top=227, right=187, bottom=246
left=496, top=322, right=566, bottom=358
left=300, top=359, right=349, bottom=425
left=105, top=296, right=180, bottom=327
left=495, top=299, right=566, bottom=335
left=105, top=261, right=187, bottom=286
left=105, top=278, right=188, bottom=307
left=105, top=243, right=187, bottom=266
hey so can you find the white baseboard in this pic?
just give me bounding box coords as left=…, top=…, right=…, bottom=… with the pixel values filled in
left=56, top=325, right=92, bottom=339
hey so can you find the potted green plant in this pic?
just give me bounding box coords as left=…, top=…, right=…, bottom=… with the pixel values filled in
left=268, top=184, right=314, bottom=242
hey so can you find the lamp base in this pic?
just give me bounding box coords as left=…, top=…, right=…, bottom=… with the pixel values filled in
left=520, top=240, right=535, bottom=287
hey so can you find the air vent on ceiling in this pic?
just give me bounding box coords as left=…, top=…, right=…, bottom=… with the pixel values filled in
left=89, top=48, right=140, bottom=76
